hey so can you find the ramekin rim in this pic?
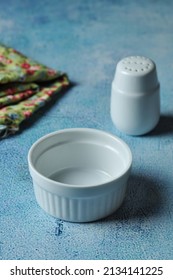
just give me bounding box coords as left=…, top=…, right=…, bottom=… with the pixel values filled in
left=28, top=128, right=132, bottom=189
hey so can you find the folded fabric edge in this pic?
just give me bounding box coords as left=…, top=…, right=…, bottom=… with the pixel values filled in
left=0, top=124, right=6, bottom=137
left=0, top=74, right=70, bottom=138
left=0, top=43, right=63, bottom=84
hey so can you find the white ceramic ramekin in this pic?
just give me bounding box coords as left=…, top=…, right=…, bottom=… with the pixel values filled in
left=28, top=128, right=132, bottom=222
left=111, top=56, right=160, bottom=135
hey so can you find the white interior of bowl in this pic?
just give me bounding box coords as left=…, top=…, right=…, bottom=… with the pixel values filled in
left=29, top=128, right=132, bottom=187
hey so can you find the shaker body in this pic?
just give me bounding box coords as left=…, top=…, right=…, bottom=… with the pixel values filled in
left=111, top=85, right=160, bottom=135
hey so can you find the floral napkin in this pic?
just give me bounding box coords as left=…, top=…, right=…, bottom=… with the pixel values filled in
left=0, top=44, right=70, bottom=138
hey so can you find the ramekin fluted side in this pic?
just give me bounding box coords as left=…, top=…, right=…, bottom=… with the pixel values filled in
left=33, top=182, right=126, bottom=222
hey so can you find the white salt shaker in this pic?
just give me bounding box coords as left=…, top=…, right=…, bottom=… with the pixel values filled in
left=111, top=56, right=160, bottom=135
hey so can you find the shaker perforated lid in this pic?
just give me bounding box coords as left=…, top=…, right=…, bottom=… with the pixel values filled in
left=112, top=56, right=159, bottom=94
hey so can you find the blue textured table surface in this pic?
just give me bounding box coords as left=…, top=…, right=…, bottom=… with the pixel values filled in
left=0, top=0, right=173, bottom=260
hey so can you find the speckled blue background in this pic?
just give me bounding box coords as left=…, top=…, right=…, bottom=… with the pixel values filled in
left=0, top=0, right=173, bottom=260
